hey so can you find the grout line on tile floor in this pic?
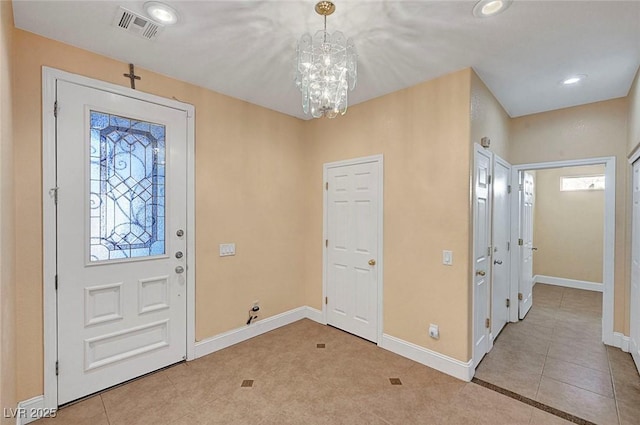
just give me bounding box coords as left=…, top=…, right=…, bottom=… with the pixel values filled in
left=472, top=377, right=597, bottom=425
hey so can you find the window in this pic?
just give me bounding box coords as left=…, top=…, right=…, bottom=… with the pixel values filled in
left=560, top=175, right=605, bottom=192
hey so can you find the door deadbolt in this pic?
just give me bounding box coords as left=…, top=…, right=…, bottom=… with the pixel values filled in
left=176, top=229, right=184, bottom=237
left=175, top=251, right=183, bottom=259
left=368, top=259, right=376, bottom=266
left=175, top=266, right=184, bottom=274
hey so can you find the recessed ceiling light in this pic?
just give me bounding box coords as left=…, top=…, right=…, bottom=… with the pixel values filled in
left=144, top=2, right=178, bottom=25
left=473, top=0, right=512, bottom=18
left=562, top=75, right=588, bottom=85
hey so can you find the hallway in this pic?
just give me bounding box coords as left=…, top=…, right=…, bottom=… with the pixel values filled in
left=475, top=283, right=640, bottom=424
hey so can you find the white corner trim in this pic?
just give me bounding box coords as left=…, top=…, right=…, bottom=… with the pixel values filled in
left=534, top=275, right=603, bottom=292
left=14, top=395, right=46, bottom=425
left=613, top=332, right=631, bottom=352
left=194, top=307, right=309, bottom=358
left=380, top=334, right=474, bottom=382
left=305, top=307, right=324, bottom=324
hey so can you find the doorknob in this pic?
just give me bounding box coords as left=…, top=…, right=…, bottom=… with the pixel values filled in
left=494, top=260, right=502, bottom=265
left=175, top=266, right=184, bottom=274
left=368, top=259, right=376, bottom=266
left=476, top=270, right=486, bottom=276
left=175, top=251, right=183, bottom=259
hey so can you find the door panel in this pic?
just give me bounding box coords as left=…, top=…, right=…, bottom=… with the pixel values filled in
left=473, top=146, right=492, bottom=367
left=631, top=160, right=640, bottom=371
left=326, top=160, right=379, bottom=342
left=56, top=81, right=188, bottom=404
left=519, top=172, right=535, bottom=319
left=491, top=156, right=511, bottom=339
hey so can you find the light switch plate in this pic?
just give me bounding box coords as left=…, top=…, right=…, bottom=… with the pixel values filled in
left=219, top=243, right=236, bottom=257
left=442, top=250, right=453, bottom=266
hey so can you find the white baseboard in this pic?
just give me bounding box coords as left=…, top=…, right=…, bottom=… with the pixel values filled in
left=613, top=332, right=631, bottom=352
left=10, top=395, right=46, bottom=425
left=379, top=334, right=474, bottom=382
left=534, top=275, right=603, bottom=292
left=304, top=306, right=324, bottom=324
left=194, top=306, right=309, bottom=358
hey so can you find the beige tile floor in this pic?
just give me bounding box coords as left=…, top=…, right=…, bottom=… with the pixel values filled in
left=475, top=283, right=640, bottom=425
left=37, top=317, right=579, bottom=425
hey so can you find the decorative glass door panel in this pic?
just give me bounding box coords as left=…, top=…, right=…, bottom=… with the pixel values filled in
left=89, top=111, right=166, bottom=262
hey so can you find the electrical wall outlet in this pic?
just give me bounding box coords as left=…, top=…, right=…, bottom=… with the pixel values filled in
left=442, top=250, right=453, bottom=266
left=219, top=243, right=236, bottom=257
left=429, top=324, right=439, bottom=339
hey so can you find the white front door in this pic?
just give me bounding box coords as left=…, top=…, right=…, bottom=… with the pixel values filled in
left=473, top=145, right=492, bottom=367
left=325, top=158, right=381, bottom=343
left=519, top=171, right=535, bottom=319
left=491, top=155, right=511, bottom=340
left=56, top=80, right=188, bottom=404
left=630, top=160, right=640, bottom=372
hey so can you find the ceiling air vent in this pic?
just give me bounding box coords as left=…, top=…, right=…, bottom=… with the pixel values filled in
left=112, top=6, right=163, bottom=41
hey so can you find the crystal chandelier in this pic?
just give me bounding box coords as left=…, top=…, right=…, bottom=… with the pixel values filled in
left=295, top=1, right=357, bottom=119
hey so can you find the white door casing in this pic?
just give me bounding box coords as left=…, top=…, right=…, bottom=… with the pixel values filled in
left=491, top=155, right=511, bottom=340
left=509, top=157, right=615, bottom=345
left=43, top=68, right=195, bottom=408
left=323, top=156, right=383, bottom=343
left=630, top=159, right=640, bottom=371
left=473, top=145, right=492, bottom=367
left=519, top=172, right=535, bottom=319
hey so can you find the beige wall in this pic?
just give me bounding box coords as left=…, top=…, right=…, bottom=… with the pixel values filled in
left=470, top=71, right=510, bottom=161
left=533, top=165, right=605, bottom=283
left=510, top=98, right=629, bottom=333
left=304, top=69, right=473, bottom=362
left=12, top=29, right=306, bottom=400
left=0, top=1, right=16, bottom=422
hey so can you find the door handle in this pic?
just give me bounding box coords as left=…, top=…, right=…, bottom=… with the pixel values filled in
left=532, top=247, right=538, bottom=251
left=368, top=259, right=376, bottom=266
left=494, top=260, right=502, bottom=265
left=476, top=270, right=486, bottom=276
left=175, top=266, right=184, bottom=274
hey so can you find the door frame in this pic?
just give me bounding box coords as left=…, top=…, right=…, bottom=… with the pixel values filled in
left=472, top=144, right=493, bottom=367
left=509, top=157, right=615, bottom=345
left=42, top=67, right=196, bottom=408
left=322, top=154, right=384, bottom=344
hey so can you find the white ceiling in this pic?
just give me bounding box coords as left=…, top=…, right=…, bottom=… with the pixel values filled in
left=12, top=0, right=640, bottom=120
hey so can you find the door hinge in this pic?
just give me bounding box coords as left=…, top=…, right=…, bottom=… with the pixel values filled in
left=55, top=274, right=58, bottom=290
left=485, top=318, right=490, bottom=328
left=506, top=298, right=510, bottom=308
left=507, top=185, right=512, bottom=194
left=55, top=361, right=59, bottom=376
left=325, top=182, right=328, bottom=190
left=487, top=246, right=491, bottom=256
left=518, top=238, right=523, bottom=246
left=488, top=175, right=492, bottom=185
left=49, top=187, right=59, bottom=204
left=325, top=239, right=328, bottom=248
left=507, top=241, right=510, bottom=251
left=54, top=101, right=58, bottom=118
left=518, top=293, right=523, bottom=301
left=325, top=296, right=328, bottom=305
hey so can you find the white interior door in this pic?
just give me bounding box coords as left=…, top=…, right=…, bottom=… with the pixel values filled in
left=630, top=160, right=640, bottom=372
left=325, top=159, right=380, bottom=343
left=491, top=155, right=511, bottom=340
left=56, top=80, right=188, bottom=404
left=473, top=146, right=492, bottom=367
left=519, top=171, right=535, bottom=319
